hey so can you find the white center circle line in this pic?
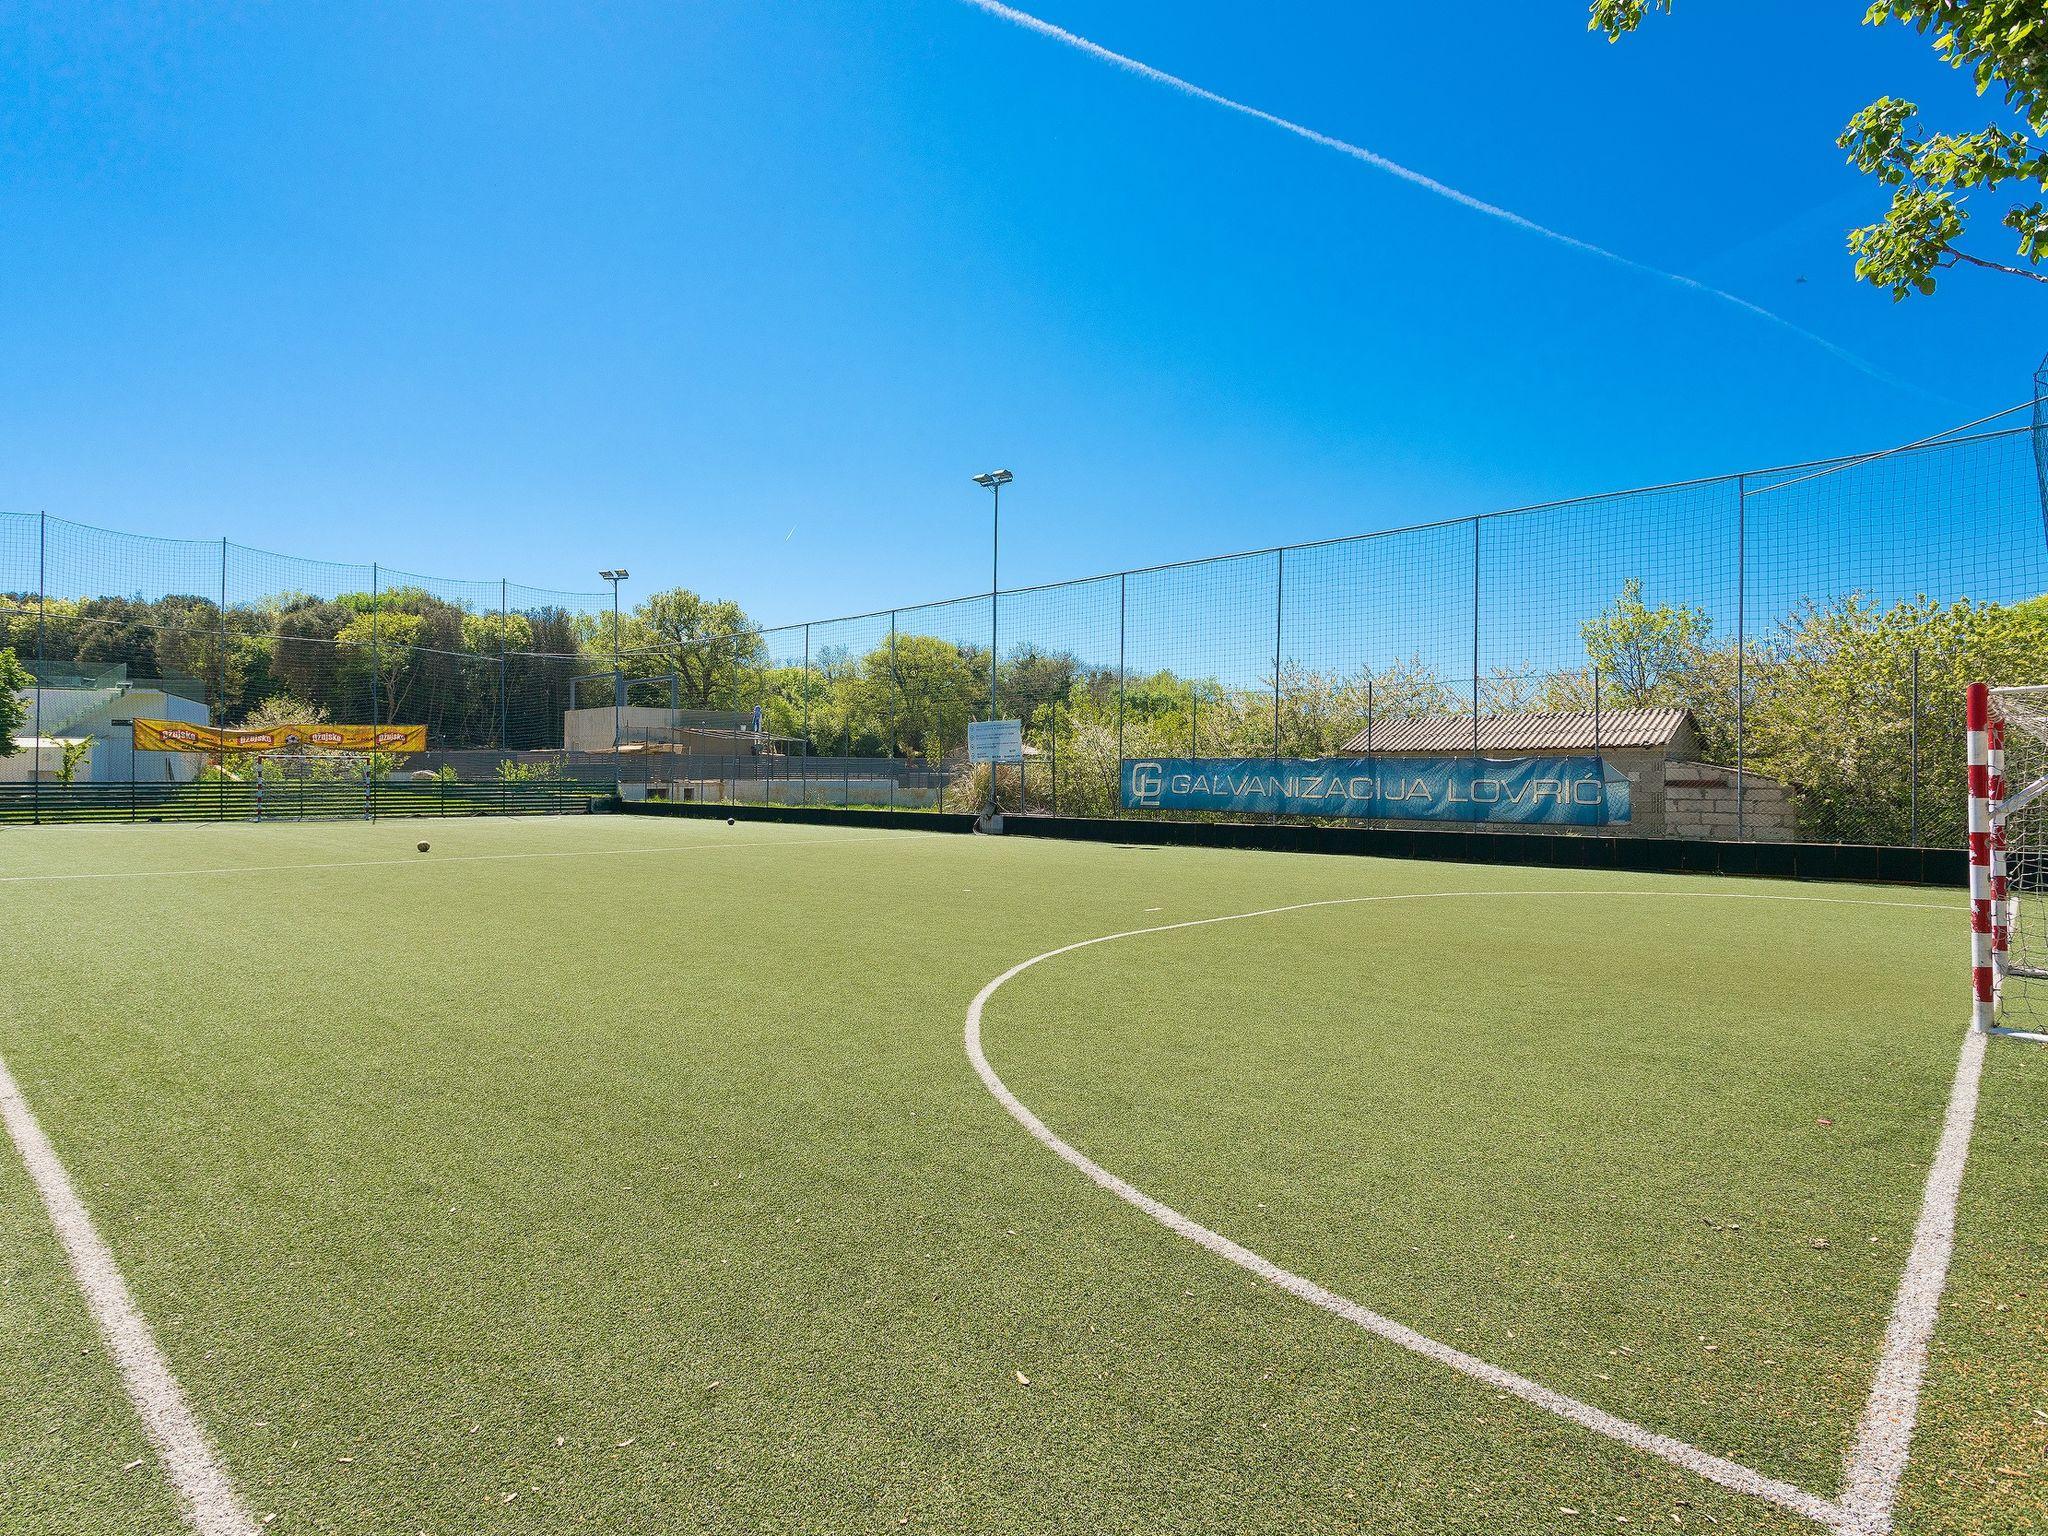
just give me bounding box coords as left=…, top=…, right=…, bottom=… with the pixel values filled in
left=964, top=887, right=1969, bottom=1535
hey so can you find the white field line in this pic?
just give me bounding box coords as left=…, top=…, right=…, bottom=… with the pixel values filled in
left=0, top=1052, right=257, bottom=1536
left=1837, top=1025, right=1989, bottom=1533
left=0, top=832, right=897, bottom=886
left=0, top=872, right=1972, bottom=1534
left=0, top=825, right=905, bottom=1527
left=964, top=889, right=1986, bottom=1535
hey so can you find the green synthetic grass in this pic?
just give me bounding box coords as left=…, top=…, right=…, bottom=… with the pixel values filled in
left=0, top=1145, right=187, bottom=1533
left=0, top=778, right=610, bottom=824
left=0, top=817, right=2040, bottom=1535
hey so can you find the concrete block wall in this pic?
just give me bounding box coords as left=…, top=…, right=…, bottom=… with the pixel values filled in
left=1662, top=761, right=1799, bottom=843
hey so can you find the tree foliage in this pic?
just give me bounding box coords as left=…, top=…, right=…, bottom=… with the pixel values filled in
left=1591, top=0, right=2048, bottom=296
left=12, top=560, right=2045, bottom=844
left=617, top=590, right=764, bottom=708
left=0, top=647, right=30, bottom=760
left=52, top=735, right=93, bottom=785
left=1579, top=578, right=1712, bottom=702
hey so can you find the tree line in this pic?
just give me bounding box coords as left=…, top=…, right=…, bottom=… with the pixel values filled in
left=5, top=580, right=2046, bottom=844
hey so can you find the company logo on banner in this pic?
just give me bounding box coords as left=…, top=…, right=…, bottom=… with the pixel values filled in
left=131, top=720, right=428, bottom=754
left=1121, top=756, right=1630, bottom=826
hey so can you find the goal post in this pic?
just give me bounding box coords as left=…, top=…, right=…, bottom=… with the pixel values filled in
left=252, top=749, right=375, bottom=822
left=1969, top=682, right=2048, bottom=1041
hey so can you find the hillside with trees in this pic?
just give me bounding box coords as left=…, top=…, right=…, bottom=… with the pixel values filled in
left=6, top=572, right=2046, bottom=845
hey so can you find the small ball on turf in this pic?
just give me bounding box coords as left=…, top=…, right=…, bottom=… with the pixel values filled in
left=417, top=841, right=430, bottom=853
left=726, top=817, right=735, bottom=827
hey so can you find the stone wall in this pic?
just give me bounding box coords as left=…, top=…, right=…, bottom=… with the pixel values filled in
left=1662, top=760, right=1799, bottom=843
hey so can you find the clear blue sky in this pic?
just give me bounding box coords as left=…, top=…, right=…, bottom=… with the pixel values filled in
left=2, top=0, right=2042, bottom=623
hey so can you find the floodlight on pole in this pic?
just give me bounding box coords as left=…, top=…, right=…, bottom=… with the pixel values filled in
left=972, top=471, right=1012, bottom=826
left=599, top=569, right=629, bottom=763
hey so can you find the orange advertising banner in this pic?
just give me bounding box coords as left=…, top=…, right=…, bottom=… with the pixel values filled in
left=131, top=720, right=427, bottom=754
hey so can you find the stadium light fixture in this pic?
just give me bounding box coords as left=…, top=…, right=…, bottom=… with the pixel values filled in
left=598, top=570, right=630, bottom=655
left=972, top=471, right=1013, bottom=825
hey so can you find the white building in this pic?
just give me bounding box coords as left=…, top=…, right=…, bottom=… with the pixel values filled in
left=2, top=677, right=211, bottom=784
left=0, top=737, right=93, bottom=784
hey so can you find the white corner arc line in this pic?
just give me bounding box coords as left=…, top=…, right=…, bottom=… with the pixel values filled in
left=964, top=889, right=1982, bottom=1534
left=0, top=1051, right=257, bottom=1536
left=1837, top=1025, right=1988, bottom=1533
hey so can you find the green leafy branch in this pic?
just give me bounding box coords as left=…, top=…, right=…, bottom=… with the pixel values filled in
left=1591, top=0, right=2047, bottom=297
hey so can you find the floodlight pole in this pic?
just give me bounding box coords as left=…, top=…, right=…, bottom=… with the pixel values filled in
left=973, top=470, right=1013, bottom=823
left=991, top=482, right=998, bottom=720
left=599, top=569, right=630, bottom=776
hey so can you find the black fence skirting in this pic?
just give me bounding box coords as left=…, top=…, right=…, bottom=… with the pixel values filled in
left=614, top=800, right=1962, bottom=887
left=999, top=814, right=1963, bottom=887
left=614, top=799, right=979, bottom=834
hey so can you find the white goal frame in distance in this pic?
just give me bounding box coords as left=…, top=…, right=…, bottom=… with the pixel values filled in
left=252, top=750, right=375, bottom=823
left=1968, top=681, right=2048, bottom=1042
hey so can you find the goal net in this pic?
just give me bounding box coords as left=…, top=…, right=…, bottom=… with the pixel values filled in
left=253, top=750, right=374, bottom=822
left=1972, top=683, right=2048, bottom=1041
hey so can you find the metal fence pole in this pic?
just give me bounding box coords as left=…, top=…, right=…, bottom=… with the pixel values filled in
left=370, top=562, right=380, bottom=734
left=1471, top=517, right=1482, bottom=750
left=1365, top=676, right=1373, bottom=753
left=499, top=578, right=509, bottom=750
left=1116, top=574, right=1126, bottom=810
left=1734, top=475, right=1746, bottom=840
left=1593, top=665, right=1603, bottom=754
left=32, top=511, right=45, bottom=826
left=802, top=622, right=811, bottom=809
left=219, top=538, right=231, bottom=821
left=218, top=537, right=230, bottom=720
left=1272, top=548, right=1283, bottom=755
left=1910, top=647, right=1921, bottom=845
left=370, top=562, right=380, bottom=824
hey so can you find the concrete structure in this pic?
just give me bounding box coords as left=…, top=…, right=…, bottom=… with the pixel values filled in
left=1659, top=759, right=1800, bottom=843
left=563, top=705, right=776, bottom=757
left=0, top=737, right=92, bottom=784
left=6, top=681, right=210, bottom=784
left=664, top=773, right=943, bottom=810
left=1337, top=706, right=1798, bottom=841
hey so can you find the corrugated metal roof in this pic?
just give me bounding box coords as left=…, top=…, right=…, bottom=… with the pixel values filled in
left=1337, top=707, right=1692, bottom=755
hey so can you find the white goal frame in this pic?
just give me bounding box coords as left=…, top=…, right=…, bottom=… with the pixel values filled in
left=1969, top=681, right=2048, bottom=1041
left=252, top=750, right=375, bottom=822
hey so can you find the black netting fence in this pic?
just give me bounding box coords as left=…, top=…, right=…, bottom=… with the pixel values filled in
left=3, top=418, right=2045, bottom=839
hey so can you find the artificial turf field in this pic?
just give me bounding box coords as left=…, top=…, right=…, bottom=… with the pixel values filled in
left=1, top=815, right=2041, bottom=1536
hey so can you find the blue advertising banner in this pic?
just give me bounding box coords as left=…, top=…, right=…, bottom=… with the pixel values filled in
left=1120, top=755, right=1630, bottom=826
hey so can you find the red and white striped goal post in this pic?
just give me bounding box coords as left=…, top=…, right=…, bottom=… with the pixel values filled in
left=1967, top=682, right=1997, bottom=1032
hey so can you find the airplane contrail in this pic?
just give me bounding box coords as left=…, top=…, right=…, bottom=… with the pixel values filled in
left=959, top=0, right=1919, bottom=393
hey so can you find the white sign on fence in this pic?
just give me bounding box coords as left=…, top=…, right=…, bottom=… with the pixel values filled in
left=967, top=719, right=1024, bottom=765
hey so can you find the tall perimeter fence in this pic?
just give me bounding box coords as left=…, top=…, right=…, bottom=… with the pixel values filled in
left=4, top=413, right=2047, bottom=842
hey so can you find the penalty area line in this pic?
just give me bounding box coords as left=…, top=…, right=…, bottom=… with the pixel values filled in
left=964, top=888, right=1981, bottom=1533
left=0, top=1049, right=257, bottom=1536
left=1837, top=1025, right=1988, bottom=1534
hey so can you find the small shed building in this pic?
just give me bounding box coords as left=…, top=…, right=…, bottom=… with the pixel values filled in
left=1337, top=706, right=1796, bottom=841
